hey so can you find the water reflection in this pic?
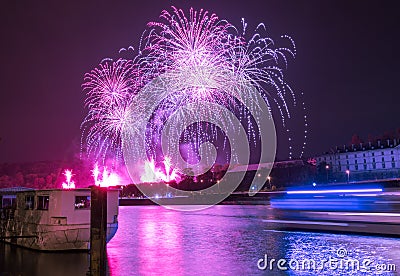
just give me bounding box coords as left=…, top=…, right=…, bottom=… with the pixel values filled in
left=107, top=205, right=277, bottom=275
left=137, top=208, right=183, bottom=275
left=0, top=242, right=89, bottom=275
left=282, top=232, right=400, bottom=275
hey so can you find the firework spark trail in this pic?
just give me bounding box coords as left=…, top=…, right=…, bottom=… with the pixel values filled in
left=81, top=59, right=140, bottom=161
left=81, top=6, right=303, bottom=193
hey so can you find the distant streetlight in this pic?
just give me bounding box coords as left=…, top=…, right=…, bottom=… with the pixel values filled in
left=267, top=176, right=271, bottom=190
left=346, top=169, right=350, bottom=183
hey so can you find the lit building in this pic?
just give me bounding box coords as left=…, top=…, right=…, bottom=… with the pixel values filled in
left=315, top=139, right=400, bottom=181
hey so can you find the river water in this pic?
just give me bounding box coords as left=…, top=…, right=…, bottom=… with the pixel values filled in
left=1, top=205, right=400, bottom=275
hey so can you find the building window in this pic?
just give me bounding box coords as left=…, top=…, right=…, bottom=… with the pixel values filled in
left=355, top=154, right=357, bottom=158
left=346, top=160, right=349, bottom=165
left=364, top=159, right=366, bottom=163
left=382, top=151, right=384, bottom=155
left=373, top=163, right=376, bottom=169
left=75, top=196, right=91, bottom=209
left=363, top=164, right=367, bottom=170
left=355, top=164, right=359, bottom=170
left=392, top=162, right=396, bottom=168
left=346, top=155, right=348, bottom=159
left=382, top=157, right=385, bottom=162
left=391, top=151, right=394, bottom=155
left=1, top=195, right=16, bottom=209
left=372, top=152, right=375, bottom=156
left=382, top=163, right=386, bottom=169
left=363, top=153, right=366, bottom=157
left=25, top=195, right=35, bottom=210
left=37, top=196, right=49, bottom=210
left=373, top=158, right=375, bottom=163
left=355, top=160, right=358, bottom=164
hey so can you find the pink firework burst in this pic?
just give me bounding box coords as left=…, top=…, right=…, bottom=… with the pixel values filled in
left=81, top=59, right=138, bottom=162
left=81, top=6, right=305, bottom=170
left=83, top=59, right=136, bottom=108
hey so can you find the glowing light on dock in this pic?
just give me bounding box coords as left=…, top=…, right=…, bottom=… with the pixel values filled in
left=92, top=163, right=101, bottom=185
left=140, top=157, right=180, bottom=183
left=61, top=169, right=76, bottom=189
left=92, top=163, right=121, bottom=187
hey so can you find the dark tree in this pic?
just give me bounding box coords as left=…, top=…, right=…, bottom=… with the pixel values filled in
left=316, top=161, right=328, bottom=183
left=351, top=134, right=362, bottom=145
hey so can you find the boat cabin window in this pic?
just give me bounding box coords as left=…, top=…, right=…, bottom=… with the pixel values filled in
left=75, top=196, right=90, bottom=209
left=25, top=195, right=35, bottom=210
left=37, top=196, right=49, bottom=210
left=1, top=195, right=16, bottom=209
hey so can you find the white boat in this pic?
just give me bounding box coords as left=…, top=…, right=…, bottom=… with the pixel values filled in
left=0, top=187, right=119, bottom=251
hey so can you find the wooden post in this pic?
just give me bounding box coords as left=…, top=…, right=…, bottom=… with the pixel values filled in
left=90, top=186, right=108, bottom=276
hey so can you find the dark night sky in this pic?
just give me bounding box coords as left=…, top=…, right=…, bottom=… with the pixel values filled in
left=0, top=0, right=399, bottom=163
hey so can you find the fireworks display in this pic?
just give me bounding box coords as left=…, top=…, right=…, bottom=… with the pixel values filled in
left=81, top=6, right=304, bottom=198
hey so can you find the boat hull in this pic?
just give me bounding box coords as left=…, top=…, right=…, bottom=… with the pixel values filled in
left=0, top=188, right=119, bottom=251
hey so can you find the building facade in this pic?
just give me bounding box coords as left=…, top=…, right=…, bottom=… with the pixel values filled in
left=315, top=139, right=400, bottom=182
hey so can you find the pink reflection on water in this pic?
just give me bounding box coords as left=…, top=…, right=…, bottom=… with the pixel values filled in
left=138, top=209, right=183, bottom=275
left=107, top=206, right=249, bottom=275
left=107, top=207, right=184, bottom=276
